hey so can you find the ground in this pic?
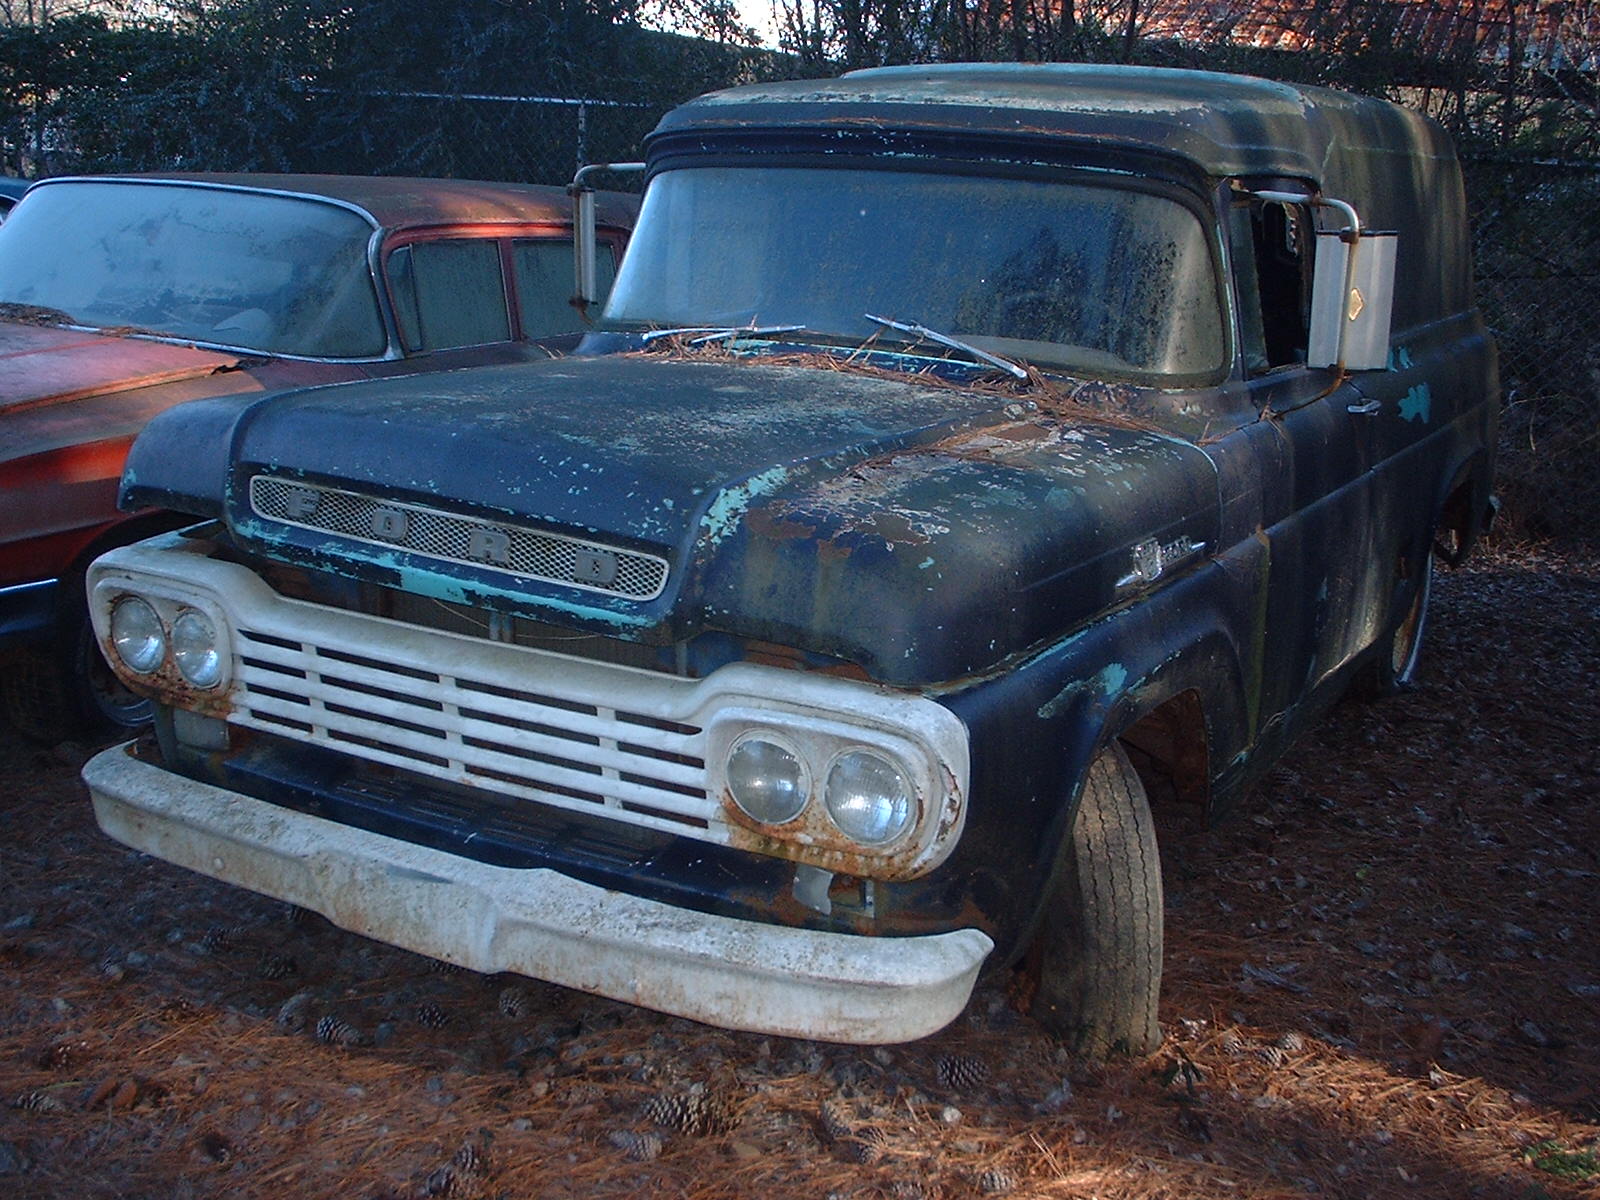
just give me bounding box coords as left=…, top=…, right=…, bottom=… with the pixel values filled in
left=1, top=541, right=1597, bottom=1200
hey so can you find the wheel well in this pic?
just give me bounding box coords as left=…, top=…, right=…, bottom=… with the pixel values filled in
left=63, top=512, right=196, bottom=593
left=1436, top=464, right=1488, bottom=566
left=1117, top=689, right=1209, bottom=816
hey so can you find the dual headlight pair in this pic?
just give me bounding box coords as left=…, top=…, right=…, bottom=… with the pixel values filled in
left=109, top=596, right=224, bottom=689
left=726, top=732, right=914, bottom=847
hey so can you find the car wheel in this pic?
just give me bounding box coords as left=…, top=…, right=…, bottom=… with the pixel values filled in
left=67, top=604, right=152, bottom=732
left=1366, top=550, right=1433, bottom=696
left=1031, top=741, right=1164, bottom=1058
left=1, top=643, right=78, bottom=743
left=0, top=594, right=150, bottom=744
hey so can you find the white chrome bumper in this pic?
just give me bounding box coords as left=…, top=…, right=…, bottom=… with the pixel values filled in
left=84, top=742, right=993, bottom=1044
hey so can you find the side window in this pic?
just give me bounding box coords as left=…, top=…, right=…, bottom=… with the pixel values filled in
left=387, top=239, right=511, bottom=352
left=1228, top=198, right=1311, bottom=374
left=511, top=238, right=616, bottom=339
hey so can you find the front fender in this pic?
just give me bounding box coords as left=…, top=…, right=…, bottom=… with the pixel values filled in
left=933, top=535, right=1267, bottom=965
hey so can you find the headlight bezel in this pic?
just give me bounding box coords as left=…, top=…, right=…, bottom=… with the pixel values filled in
left=92, top=579, right=233, bottom=698
left=706, top=702, right=961, bottom=878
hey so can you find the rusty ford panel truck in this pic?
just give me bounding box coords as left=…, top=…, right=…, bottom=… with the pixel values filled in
left=78, top=65, right=1497, bottom=1054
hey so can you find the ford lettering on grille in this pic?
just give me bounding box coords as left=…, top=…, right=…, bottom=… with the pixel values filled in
left=249, top=475, right=669, bottom=600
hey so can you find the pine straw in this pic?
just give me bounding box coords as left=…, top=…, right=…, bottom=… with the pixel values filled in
left=2, top=541, right=1599, bottom=1199
left=626, top=336, right=1168, bottom=435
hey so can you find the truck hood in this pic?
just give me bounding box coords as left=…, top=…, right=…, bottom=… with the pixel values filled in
left=0, top=320, right=241, bottom=413
left=124, top=354, right=1220, bottom=684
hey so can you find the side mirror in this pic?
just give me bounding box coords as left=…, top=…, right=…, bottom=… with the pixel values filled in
left=1308, top=225, right=1396, bottom=371
left=568, top=161, right=645, bottom=317
left=1252, top=190, right=1396, bottom=372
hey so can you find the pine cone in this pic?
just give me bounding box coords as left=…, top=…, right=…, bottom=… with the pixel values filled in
left=415, top=1002, right=449, bottom=1029
left=497, top=986, right=529, bottom=1019
left=12, top=1090, right=63, bottom=1112
left=315, top=1015, right=363, bottom=1046
left=819, top=1097, right=856, bottom=1143
left=1256, top=1044, right=1286, bottom=1069
left=935, top=1054, right=989, bottom=1090
left=838, top=1129, right=887, bottom=1165
left=259, top=952, right=298, bottom=980
left=200, top=926, right=235, bottom=954
left=1276, top=1031, right=1306, bottom=1053
left=420, top=1165, right=458, bottom=1197
left=644, top=1086, right=738, bottom=1136
left=428, top=959, right=465, bottom=976
left=887, top=1182, right=928, bottom=1200
left=451, top=1137, right=491, bottom=1177
left=1219, top=1030, right=1245, bottom=1056
left=607, top=1128, right=664, bottom=1162
left=977, top=1167, right=1017, bottom=1195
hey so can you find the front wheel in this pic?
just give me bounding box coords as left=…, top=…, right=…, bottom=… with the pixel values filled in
left=1031, top=742, right=1164, bottom=1058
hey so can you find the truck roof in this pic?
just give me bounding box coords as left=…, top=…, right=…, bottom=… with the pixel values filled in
left=652, top=63, right=1453, bottom=187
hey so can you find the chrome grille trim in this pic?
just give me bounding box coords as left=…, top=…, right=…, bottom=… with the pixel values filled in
left=232, top=628, right=722, bottom=839
left=248, top=474, right=669, bottom=600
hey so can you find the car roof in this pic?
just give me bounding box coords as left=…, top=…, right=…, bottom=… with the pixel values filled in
left=652, top=63, right=1453, bottom=186
left=25, top=173, right=639, bottom=232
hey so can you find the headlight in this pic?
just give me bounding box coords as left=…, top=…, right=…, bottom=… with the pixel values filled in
left=726, top=734, right=809, bottom=825
left=110, top=597, right=165, bottom=674
left=171, top=609, right=222, bottom=688
left=825, top=750, right=913, bottom=846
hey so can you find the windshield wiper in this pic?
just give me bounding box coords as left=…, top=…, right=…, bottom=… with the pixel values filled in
left=863, top=313, right=1028, bottom=380
left=639, top=324, right=807, bottom=346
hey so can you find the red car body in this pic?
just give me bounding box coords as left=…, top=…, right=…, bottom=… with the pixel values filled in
left=0, top=173, right=636, bottom=736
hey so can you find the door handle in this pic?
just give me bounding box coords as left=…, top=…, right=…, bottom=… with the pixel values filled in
left=1347, top=399, right=1382, bottom=415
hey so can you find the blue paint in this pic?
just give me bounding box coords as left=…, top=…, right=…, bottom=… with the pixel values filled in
left=1399, top=383, right=1432, bottom=423
left=918, top=557, right=935, bottom=570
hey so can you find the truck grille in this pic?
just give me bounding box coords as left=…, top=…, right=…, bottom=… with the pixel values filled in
left=249, top=475, right=669, bottom=600
left=230, top=628, right=721, bottom=840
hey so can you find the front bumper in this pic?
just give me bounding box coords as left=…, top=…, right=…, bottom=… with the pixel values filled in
left=84, top=741, right=993, bottom=1044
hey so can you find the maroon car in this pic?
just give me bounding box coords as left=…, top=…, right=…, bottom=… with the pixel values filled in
left=0, top=173, right=637, bottom=740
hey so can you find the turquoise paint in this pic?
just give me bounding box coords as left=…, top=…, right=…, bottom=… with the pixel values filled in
left=918, top=557, right=935, bottom=570
left=1399, top=383, right=1432, bottom=423
left=701, top=465, right=792, bottom=547
left=1037, top=661, right=1129, bottom=719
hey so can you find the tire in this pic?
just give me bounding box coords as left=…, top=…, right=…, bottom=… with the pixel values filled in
left=1032, top=741, right=1164, bottom=1058
left=0, top=584, right=150, bottom=744
left=1365, top=550, right=1433, bottom=696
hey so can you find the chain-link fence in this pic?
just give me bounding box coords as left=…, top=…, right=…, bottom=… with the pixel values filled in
left=1463, top=158, right=1600, bottom=539
left=291, top=90, right=665, bottom=183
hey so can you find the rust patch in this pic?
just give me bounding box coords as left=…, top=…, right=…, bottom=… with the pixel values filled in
left=717, top=775, right=963, bottom=882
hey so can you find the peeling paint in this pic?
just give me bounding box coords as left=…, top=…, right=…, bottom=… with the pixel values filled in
left=701, top=465, right=794, bottom=547
left=1399, top=383, right=1432, bottom=424
left=1036, top=661, right=1129, bottom=719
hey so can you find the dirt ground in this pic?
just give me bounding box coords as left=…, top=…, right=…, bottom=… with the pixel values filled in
left=1, top=540, right=1597, bottom=1200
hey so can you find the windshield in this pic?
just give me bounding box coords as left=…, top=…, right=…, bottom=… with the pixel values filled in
left=0, top=181, right=386, bottom=358
left=605, top=166, right=1227, bottom=384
